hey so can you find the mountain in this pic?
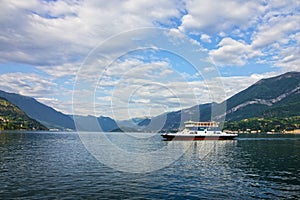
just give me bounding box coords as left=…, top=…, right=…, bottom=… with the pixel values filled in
left=118, top=117, right=150, bottom=127
left=225, top=71, right=300, bottom=120
left=71, top=115, right=119, bottom=132
left=137, top=118, right=151, bottom=126
left=0, top=97, right=48, bottom=130
left=97, top=116, right=119, bottom=132
left=117, top=117, right=151, bottom=130
left=139, top=72, right=300, bottom=131
left=0, top=90, right=119, bottom=131
left=0, top=90, right=75, bottom=129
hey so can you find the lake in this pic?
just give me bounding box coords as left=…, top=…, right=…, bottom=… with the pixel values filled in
left=0, top=132, right=299, bottom=199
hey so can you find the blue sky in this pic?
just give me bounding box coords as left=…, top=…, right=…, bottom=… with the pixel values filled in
left=0, top=0, right=299, bottom=120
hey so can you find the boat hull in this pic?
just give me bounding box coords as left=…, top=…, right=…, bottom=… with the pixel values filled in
left=161, top=134, right=237, bottom=141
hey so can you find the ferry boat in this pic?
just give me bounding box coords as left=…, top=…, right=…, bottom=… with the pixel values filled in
left=161, top=121, right=238, bottom=141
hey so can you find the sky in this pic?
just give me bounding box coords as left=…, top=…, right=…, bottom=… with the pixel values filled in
left=0, top=0, right=299, bottom=120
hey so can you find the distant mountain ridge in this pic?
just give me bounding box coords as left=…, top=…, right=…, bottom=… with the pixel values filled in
left=71, top=115, right=118, bottom=132
left=0, top=90, right=75, bottom=129
left=0, top=90, right=118, bottom=131
left=139, top=71, right=300, bottom=131
left=0, top=97, right=48, bottom=130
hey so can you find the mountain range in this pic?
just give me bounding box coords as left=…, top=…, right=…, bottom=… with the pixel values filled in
left=0, top=91, right=118, bottom=131
left=0, top=90, right=75, bottom=130
left=138, top=71, right=300, bottom=131
left=0, top=71, right=299, bottom=131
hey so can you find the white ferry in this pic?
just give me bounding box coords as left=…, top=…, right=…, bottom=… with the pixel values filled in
left=161, top=121, right=238, bottom=141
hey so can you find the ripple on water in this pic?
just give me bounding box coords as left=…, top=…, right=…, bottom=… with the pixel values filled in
left=0, top=132, right=299, bottom=199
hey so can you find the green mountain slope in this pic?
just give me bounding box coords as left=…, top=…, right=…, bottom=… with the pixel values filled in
left=225, top=71, right=300, bottom=121
left=223, top=116, right=300, bottom=132
left=228, top=72, right=300, bottom=107
left=0, top=97, right=48, bottom=130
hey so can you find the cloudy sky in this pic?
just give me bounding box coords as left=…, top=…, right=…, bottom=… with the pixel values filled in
left=0, top=0, right=299, bottom=120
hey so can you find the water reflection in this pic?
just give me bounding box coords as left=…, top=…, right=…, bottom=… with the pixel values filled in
left=165, top=138, right=300, bottom=199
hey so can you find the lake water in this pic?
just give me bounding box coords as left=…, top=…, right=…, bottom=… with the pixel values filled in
left=0, top=132, right=299, bottom=199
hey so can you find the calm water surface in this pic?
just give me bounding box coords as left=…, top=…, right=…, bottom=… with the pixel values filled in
left=0, top=132, right=299, bottom=199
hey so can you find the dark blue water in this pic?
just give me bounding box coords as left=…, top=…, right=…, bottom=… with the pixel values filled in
left=0, top=132, right=299, bottom=199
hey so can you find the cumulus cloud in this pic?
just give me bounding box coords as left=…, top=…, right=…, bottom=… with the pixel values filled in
left=275, top=46, right=300, bottom=71
left=1, top=0, right=298, bottom=71
left=250, top=11, right=300, bottom=70
left=179, top=0, right=266, bottom=33
left=200, top=34, right=211, bottom=43
left=251, top=14, right=300, bottom=49
left=209, top=37, right=261, bottom=66
left=178, top=0, right=300, bottom=70
left=0, top=0, right=184, bottom=66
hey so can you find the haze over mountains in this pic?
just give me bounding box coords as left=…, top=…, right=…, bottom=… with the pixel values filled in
left=0, top=71, right=299, bottom=131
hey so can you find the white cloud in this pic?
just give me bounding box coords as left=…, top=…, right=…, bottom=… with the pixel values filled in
left=249, top=10, right=300, bottom=70
left=35, top=97, right=71, bottom=114
left=274, top=46, right=300, bottom=71
left=209, top=9, right=300, bottom=68
left=1, top=0, right=298, bottom=71
left=179, top=0, right=266, bottom=33
left=37, top=64, right=80, bottom=78
left=178, top=0, right=300, bottom=71
left=0, top=0, right=184, bottom=66
left=91, top=58, right=196, bottom=119
left=252, top=14, right=300, bottom=49
left=209, top=37, right=261, bottom=66
left=200, top=34, right=211, bottom=43
left=0, top=72, right=57, bottom=97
